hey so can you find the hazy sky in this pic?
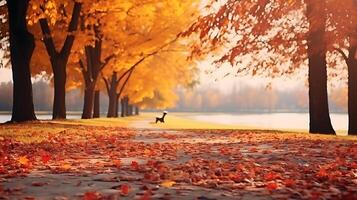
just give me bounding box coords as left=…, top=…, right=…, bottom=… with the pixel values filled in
left=0, top=62, right=305, bottom=94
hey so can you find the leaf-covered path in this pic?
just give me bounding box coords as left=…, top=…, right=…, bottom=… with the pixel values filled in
left=0, top=121, right=356, bottom=199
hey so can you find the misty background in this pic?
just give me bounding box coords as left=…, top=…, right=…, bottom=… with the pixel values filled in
left=0, top=79, right=347, bottom=113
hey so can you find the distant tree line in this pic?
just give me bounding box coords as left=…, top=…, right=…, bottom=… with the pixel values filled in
left=0, top=80, right=109, bottom=113
left=174, top=85, right=347, bottom=113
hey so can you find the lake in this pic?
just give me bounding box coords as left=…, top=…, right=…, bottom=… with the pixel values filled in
left=0, top=112, right=349, bottom=132
left=186, top=113, right=348, bottom=132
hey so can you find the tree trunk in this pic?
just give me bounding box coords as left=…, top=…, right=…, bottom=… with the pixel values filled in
left=124, top=98, right=130, bottom=116
left=114, top=94, right=119, bottom=117
left=52, top=63, right=66, bottom=119
left=7, top=0, right=37, bottom=122
left=135, top=106, right=139, bottom=115
left=107, top=93, right=117, bottom=118
left=347, top=46, right=357, bottom=135
left=93, top=90, right=100, bottom=118
left=106, top=72, right=119, bottom=118
left=127, top=104, right=133, bottom=116
left=39, top=2, right=81, bottom=120
left=82, top=83, right=96, bottom=119
left=121, top=98, right=126, bottom=117
left=306, top=0, right=335, bottom=134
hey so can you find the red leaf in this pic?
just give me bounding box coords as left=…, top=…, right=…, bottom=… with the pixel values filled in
left=283, top=179, right=295, bottom=187
left=83, top=192, right=100, bottom=200
left=264, top=172, right=279, bottom=181
left=120, top=184, right=130, bottom=196
left=41, top=153, right=51, bottom=164
left=266, top=182, right=278, bottom=191
left=131, top=161, right=139, bottom=170
left=139, top=190, right=152, bottom=200
left=317, top=168, right=328, bottom=179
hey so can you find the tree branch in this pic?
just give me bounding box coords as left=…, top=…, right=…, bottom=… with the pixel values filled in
left=118, top=67, right=135, bottom=98
left=334, top=47, right=348, bottom=62
left=101, top=73, right=110, bottom=94
left=100, top=54, right=115, bottom=71
left=60, top=2, right=82, bottom=58
left=79, top=58, right=91, bottom=85
left=39, top=18, right=57, bottom=58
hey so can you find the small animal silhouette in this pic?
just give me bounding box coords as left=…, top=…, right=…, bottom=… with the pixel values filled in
left=156, top=111, right=168, bottom=123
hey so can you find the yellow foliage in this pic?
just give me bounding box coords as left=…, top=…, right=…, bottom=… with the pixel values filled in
left=28, top=0, right=200, bottom=109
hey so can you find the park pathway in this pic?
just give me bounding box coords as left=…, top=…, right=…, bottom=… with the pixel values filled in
left=0, top=121, right=356, bottom=199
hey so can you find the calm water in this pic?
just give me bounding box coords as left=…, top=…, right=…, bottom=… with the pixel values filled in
left=186, top=113, right=348, bottom=131
left=0, top=112, right=349, bottom=132
left=0, top=114, right=80, bottom=123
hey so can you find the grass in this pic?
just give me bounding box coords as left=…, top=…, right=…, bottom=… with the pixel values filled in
left=0, top=112, right=356, bottom=143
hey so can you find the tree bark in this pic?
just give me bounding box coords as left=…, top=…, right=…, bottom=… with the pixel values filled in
left=347, top=46, right=357, bottom=135
left=7, top=0, right=37, bottom=122
left=135, top=106, right=139, bottom=115
left=79, top=24, right=115, bottom=119
left=306, top=0, right=335, bottom=134
left=114, top=94, right=119, bottom=117
left=105, top=72, right=119, bottom=118
left=82, top=83, right=96, bottom=119
left=93, top=90, right=100, bottom=118
left=52, top=62, right=66, bottom=119
left=121, top=97, right=128, bottom=117
left=107, top=93, right=117, bottom=118
left=39, top=2, right=81, bottom=119
left=127, top=104, right=133, bottom=116
left=80, top=41, right=101, bottom=119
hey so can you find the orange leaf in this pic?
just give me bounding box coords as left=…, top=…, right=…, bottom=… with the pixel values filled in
left=61, top=163, right=71, bottom=170
left=113, top=159, right=121, bottom=168
left=160, top=180, right=176, bottom=188
left=120, top=184, right=130, bottom=196
left=18, top=156, right=29, bottom=166
left=266, top=182, right=278, bottom=191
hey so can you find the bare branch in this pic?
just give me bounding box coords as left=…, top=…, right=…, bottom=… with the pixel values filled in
left=60, top=2, right=82, bottom=57
left=100, top=54, right=115, bottom=71
left=101, top=72, right=110, bottom=94
left=39, top=18, right=57, bottom=58
left=334, top=47, right=348, bottom=62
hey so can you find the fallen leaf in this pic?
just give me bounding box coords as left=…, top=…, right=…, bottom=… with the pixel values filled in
left=131, top=161, right=139, bottom=170
left=120, top=184, right=130, bottom=196
left=113, top=159, right=121, bottom=168
left=18, top=156, right=29, bottom=166
left=83, top=191, right=101, bottom=200
left=41, top=153, right=51, bottom=164
left=283, top=179, right=295, bottom=187
left=160, top=180, right=176, bottom=188
left=266, top=182, right=278, bottom=191
left=61, top=163, right=71, bottom=170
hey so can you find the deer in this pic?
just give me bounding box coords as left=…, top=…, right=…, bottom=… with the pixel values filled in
left=156, top=111, right=168, bottom=123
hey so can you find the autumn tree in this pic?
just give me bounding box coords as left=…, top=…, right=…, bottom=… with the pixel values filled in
left=182, top=0, right=357, bottom=134
left=28, top=1, right=82, bottom=119
left=84, top=0, right=199, bottom=118
left=305, top=0, right=334, bottom=134
left=4, top=0, right=37, bottom=122
left=328, top=0, right=357, bottom=135
left=122, top=47, right=198, bottom=111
